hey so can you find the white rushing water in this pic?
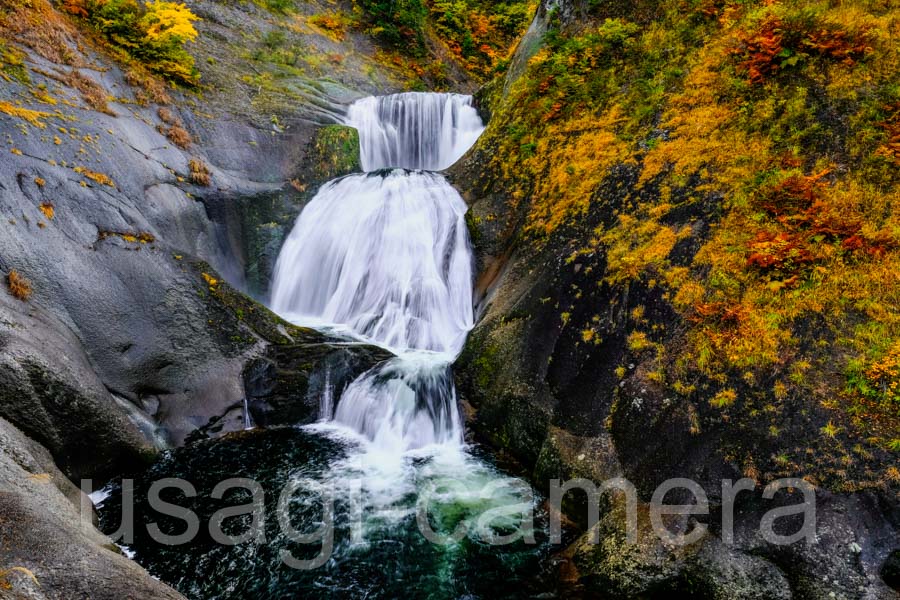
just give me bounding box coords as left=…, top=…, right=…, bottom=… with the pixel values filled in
left=258, top=92, right=541, bottom=569
left=271, top=93, right=506, bottom=519
left=270, top=172, right=473, bottom=356
left=345, top=93, right=484, bottom=172
left=271, top=92, right=482, bottom=455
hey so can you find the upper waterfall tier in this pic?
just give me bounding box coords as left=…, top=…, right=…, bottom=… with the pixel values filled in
left=270, top=171, right=474, bottom=355
left=345, top=93, right=484, bottom=172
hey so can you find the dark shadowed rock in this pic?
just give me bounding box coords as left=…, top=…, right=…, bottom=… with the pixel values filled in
left=0, top=292, right=156, bottom=481
left=243, top=341, right=393, bottom=427
left=880, top=550, right=900, bottom=591
left=0, top=417, right=185, bottom=599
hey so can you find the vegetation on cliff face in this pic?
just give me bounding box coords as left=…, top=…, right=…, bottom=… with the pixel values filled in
left=6, top=270, right=33, bottom=301
left=427, top=0, right=536, bottom=78
left=0, top=0, right=529, bottom=132
left=355, top=0, right=536, bottom=81
left=356, top=0, right=429, bottom=55
left=62, top=0, right=201, bottom=84
left=468, top=0, right=899, bottom=491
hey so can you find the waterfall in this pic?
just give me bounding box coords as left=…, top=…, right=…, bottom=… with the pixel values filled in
left=270, top=172, right=473, bottom=355
left=98, top=93, right=546, bottom=596
left=333, top=357, right=462, bottom=453
left=345, top=93, right=484, bottom=171
left=271, top=92, right=481, bottom=453
left=99, top=94, right=547, bottom=600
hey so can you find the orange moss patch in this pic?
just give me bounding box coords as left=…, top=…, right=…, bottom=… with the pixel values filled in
left=157, top=106, right=177, bottom=125
left=61, top=0, right=89, bottom=18
left=866, top=342, right=900, bottom=406
left=126, top=67, right=172, bottom=105
left=63, top=69, right=112, bottom=114
left=730, top=11, right=873, bottom=85
left=7, top=270, right=33, bottom=301
left=876, top=103, right=900, bottom=165
left=746, top=231, right=814, bottom=275
left=164, top=124, right=192, bottom=148
left=99, top=230, right=155, bottom=244
left=39, top=202, right=55, bottom=220
left=0, top=101, right=51, bottom=128
left=74, top=166, right=115, bottom=187
left=0, top=566, right=39, bottom=590
left=308, top=13, right=349, bottom=42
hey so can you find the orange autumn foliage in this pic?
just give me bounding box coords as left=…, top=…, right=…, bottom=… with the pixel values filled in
left=7, top=270, right=32, bottom=301
left=730, top=11, right=873, bottom=84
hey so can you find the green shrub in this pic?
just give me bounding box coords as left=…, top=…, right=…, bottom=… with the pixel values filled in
left=357, top=0, right=428, bottom=57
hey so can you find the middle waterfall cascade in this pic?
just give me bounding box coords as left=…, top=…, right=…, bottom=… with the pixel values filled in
left=271, top=92, right=480, bottom=452
left=270, top=173, right=473, bottom=355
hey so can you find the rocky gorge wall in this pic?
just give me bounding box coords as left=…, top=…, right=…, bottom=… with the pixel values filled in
left=0, top=0, right=413, bottom=594
left=0, top=0, right=898, bottom=597
left=452, top=0, right=900, bottom=597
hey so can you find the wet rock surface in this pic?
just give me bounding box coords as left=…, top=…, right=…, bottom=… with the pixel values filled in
left=0, top=416, right=186, bottom=599
left=243, top=339, right=393, bottom=427
left=0, top=0, right=404, bottom=595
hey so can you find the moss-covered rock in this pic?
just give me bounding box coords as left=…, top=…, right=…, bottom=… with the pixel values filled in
left=307, top=124, right=361, bottom=180
left=454, top=0, right=900, bottom=596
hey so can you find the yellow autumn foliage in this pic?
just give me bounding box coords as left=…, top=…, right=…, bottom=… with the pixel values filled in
left=475, top=0, right=900, bottom=447
left=141, top=1, right=199, bottom=45
left=63, top=0, right=201, bottom=84
left=0, top=101, right=50, bottom=128
left=599, top=214, right=678, bottom=284
left=524, top=108, right=633, bottom=237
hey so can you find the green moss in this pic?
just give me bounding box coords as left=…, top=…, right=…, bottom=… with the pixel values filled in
left=471, top=341, right=500, bottom=390
left=251, top=0, right=294, bottom=14
left=309, top=125, right=360, bottom=180
left=464, top=210, right=482, bottom=247
left=0, top=42, right=29, bottom=84
left=191, top=261, right=319, bottom=352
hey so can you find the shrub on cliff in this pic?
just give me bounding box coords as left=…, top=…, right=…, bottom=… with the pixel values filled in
left=7, top=270, right=32, bottom=301
left=357, top=0, right=428, bottom=57
left=63, top=0, right=200, bottom=85
left=429, top=0, right=532, bottom=77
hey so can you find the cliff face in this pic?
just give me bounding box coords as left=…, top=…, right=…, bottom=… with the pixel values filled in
left=453, top=0, right=900, bottom=597
left=0, top=0, right=402, bottom=460
left=0, top=0, right=419, bottom=595
left=1, top=0, right=898, bottom=596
